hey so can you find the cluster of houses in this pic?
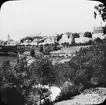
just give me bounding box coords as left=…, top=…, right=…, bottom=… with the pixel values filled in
left=19, top=36, right=55, bottom=46
left=0, top=25, right=106, bottom=47
left=0, top=35, right=19, bottom=46
left=20, top=38, right=38, bottom=46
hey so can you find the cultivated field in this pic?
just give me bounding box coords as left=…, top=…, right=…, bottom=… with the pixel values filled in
left=51, top=45, right=90, bottom=65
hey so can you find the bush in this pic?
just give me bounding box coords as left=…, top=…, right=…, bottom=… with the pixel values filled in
left=84, top=32, right=92, bottom=38
left=30, top=49, right=35, bottom=57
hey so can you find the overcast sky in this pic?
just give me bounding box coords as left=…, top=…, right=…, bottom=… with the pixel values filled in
left=0, top=0, right=105, bottom=41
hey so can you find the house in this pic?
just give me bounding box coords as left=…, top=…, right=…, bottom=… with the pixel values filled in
left=39, top=37, right=54, bottom=45
left=58, top=33, right=73, bottom=45
left=92, top=26, right=105, bottom=40
left=75, top=37, right=92, bottom=44
left=5, top=39, right=19, bottom=46
left=4, top=35, right=18, bottom=46
left=20, top=40, right=29, bottom=46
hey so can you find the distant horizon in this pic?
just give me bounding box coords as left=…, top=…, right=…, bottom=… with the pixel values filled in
left=0, top=0, right=105, bottom=41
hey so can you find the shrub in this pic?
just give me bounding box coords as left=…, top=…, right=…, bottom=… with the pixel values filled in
left=84, top=32, right=92, bottom=38
left=30, top=49, right=35, bottom=57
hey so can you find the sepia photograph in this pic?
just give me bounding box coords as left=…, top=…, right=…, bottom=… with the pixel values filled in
left=0, top=0, right=106, bottom=105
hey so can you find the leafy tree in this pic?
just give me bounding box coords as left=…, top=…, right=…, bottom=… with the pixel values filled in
left=56, top=33, right=63, bottom=41
left=72, top=33, right=80, bottom=38
left=54, top=63, right=74, bottom=85
left=103, top=25, right=106, bottom=34
left=0, top=57, right=37, bottom=105
left=29, top=57, right=55, bottom=85
left=84, top=32, right=92, bottom=38
left=54, top=42, right=61, bottom=50
left=20, top=36, right=33, bottom=43
left=39, top=45, right=44, bottom=53
left=94, top=3, right=106, bottom=22
left=30, top=49, right=35, bottom=57
left=94, top=3, right=106, bottom=34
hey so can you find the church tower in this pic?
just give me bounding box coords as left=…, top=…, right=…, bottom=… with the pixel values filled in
left=7, top=35, right=10, bottom=45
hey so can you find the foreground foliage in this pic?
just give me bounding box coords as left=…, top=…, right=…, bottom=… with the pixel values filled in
left=1, top=40, right=106, bottom=105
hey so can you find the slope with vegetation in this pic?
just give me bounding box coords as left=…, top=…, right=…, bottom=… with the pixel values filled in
left=1, top=37, right=106, bottom=105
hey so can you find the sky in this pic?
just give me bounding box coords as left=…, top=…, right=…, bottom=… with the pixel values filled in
left=0, top=0, right=105, bottom=41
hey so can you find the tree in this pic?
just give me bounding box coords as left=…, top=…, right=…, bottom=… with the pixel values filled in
left=29, top=57, right=55, bottom=85
left=94, top=3, right=106, bottom=34
left=72, top=33, right=80, bottom=38
left=20, top=36, right=33, bottom=43
left=103, top=25, right=106, bottom=34
left=0, top=57, right=28, bottom=105
left=84, top=32, right=92, bottom=38
left=94, top=3, right=106, bottom=22
left=30, top=49, right=35, bottom=57
left=56, top=33, right=63, bottom=41
left=39, top=45, right=44, bottom=53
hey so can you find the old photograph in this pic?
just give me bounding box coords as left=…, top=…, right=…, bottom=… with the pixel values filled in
left=0, top=0, right=106, bottom=105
